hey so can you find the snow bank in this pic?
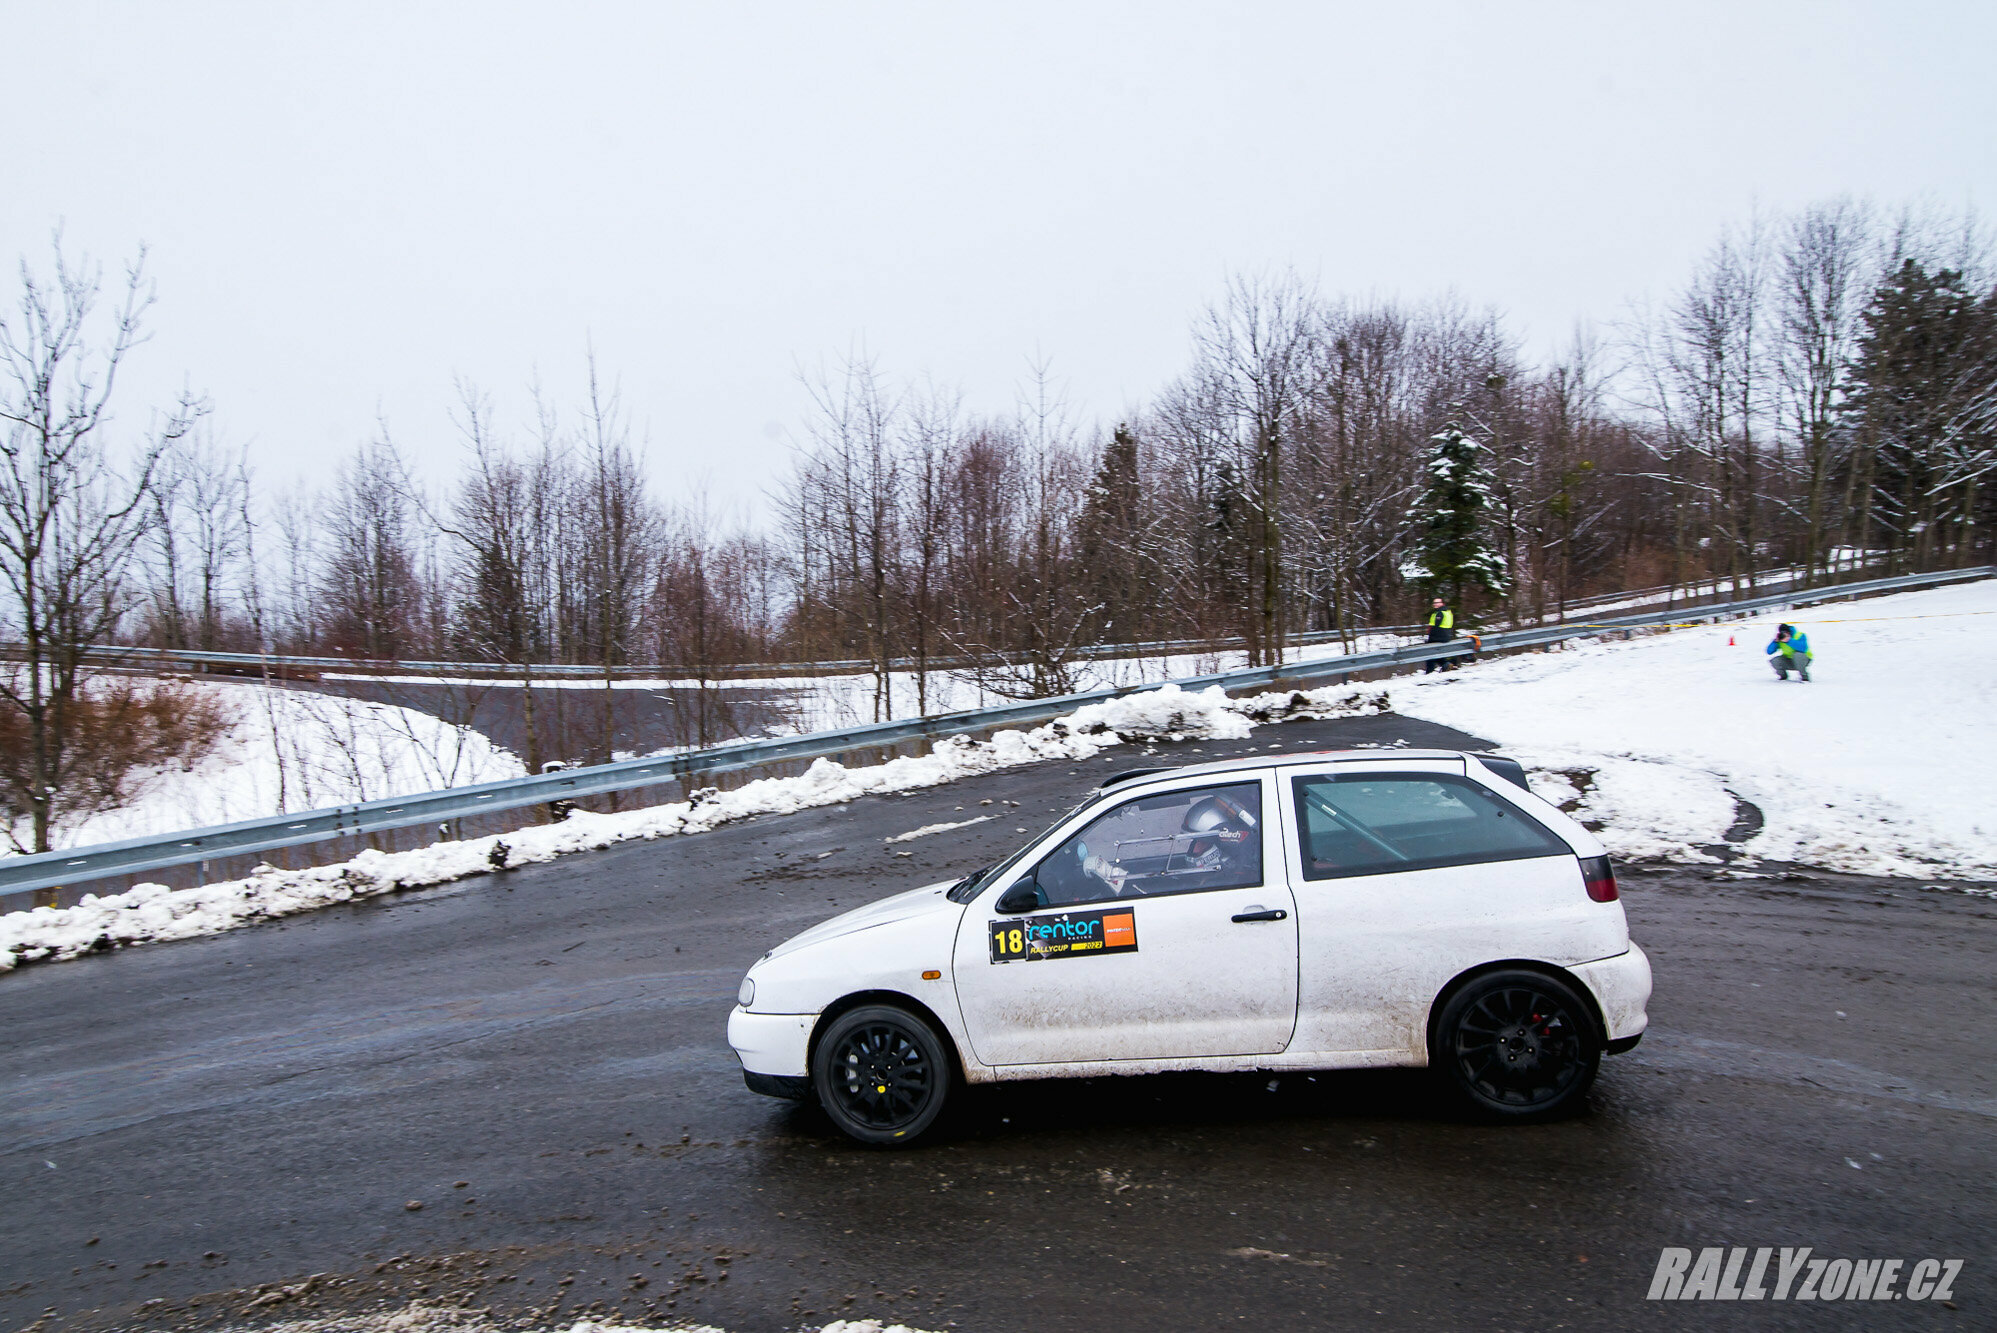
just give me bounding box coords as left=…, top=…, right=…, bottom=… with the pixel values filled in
left=1, top=684, right=1386, bottom=971
left=200, top=1302, right=934, bottom=1333
left=1387, top=579, right=1997, bottom=878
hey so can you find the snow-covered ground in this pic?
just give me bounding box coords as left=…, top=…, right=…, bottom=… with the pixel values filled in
left=1388, top=578, right=1997, bottom=878
left=769, top=646, right=1326, bottom=734
left=7, top=682, right=526, bottom=852
left=6, top=579, right=1992, bottom=972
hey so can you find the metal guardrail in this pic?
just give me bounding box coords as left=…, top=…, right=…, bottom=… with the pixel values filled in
left=12, top=637, right=1378, bottom=682
left=7, top=561, right=1857, bottom=683
left=1, top=565, right=1984, bottom=898
left=26, top=632, right=1422, bottom=681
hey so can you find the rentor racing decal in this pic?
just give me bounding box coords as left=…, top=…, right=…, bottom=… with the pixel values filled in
left=990, top=907, right=1138, bottom=963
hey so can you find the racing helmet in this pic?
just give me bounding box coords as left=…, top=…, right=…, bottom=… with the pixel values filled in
left=1182, top=794, right=1255, bottom=862
left=1183, top=794, right=1253, bottom=834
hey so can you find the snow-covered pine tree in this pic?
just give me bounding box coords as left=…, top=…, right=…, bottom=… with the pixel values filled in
left=1399, top=423, right=1511, bottom=602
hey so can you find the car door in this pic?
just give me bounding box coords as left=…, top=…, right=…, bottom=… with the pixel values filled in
left=952, top=772, right=1299, bottom=1067
left=1278, top=760, right=1589, bottom=1059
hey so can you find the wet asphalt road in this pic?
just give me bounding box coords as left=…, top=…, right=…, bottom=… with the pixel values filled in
left=3, top=713, right=1992, bottom=1332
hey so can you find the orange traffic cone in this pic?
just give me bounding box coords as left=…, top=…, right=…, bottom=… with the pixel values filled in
left=1728, top=633, right=1735, bottom=646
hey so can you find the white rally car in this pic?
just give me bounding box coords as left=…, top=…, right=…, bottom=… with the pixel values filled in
left=728, top=750, right=1651, bottom=1145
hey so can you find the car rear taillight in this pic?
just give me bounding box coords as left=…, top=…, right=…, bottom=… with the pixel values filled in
left=1579, top=854, right=1618, bottom=903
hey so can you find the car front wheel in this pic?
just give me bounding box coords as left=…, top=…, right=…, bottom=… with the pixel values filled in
left=811, top=1004, right=951, bottom=1146
left=1435, top=969, right=1601, bottom=1120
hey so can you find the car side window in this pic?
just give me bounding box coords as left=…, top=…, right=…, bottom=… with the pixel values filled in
left=1029, top=781, right=1263, bottom=908
left=1292, top=773, right=1566, bottom=880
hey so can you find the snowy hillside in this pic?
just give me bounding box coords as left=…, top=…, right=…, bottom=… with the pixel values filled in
left=10, top=682, right=525, bottom=852
left=1389, top=578, right=1997, bottom=879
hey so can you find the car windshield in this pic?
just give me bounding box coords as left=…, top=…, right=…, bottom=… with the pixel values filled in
left=945, top=863, right=994, bottom=902
left=945, top=797, right=1095, bottom=902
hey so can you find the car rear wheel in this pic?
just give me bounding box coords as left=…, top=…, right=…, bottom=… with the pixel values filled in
left=811, top=1005, right=951, bottom=1146
left=1435, top=969, right=1600, bottom=1120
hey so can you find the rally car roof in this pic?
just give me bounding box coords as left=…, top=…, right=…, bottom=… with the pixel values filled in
left=1099, top=748, right=1474, bottom=788
left=1098, top=748, right=1533, bottom=794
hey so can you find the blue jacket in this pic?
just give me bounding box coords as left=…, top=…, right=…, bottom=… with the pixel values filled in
left=1766, top=631, right=1812, bottom=659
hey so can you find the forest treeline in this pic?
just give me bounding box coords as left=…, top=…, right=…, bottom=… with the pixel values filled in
left=4, top=197, right=1995, bottom=848
left=158, top=199, right=1995, bottom=686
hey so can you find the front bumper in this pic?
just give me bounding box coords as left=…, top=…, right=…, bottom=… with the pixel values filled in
left=744, top=1070, right=812, bottom=1100
left=1570, top=943, right=1652, bottom=1047
left=727, top=1006, right=816, bottom=1079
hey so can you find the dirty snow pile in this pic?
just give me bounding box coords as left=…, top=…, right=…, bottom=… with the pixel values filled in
left=1388, top=579, right=1997, bottom=879
left=21, top=680, right=525, bottom=851
left=772, top=639, right=1400, bottom=733
left=1, top=684, right=1386, bottom=970
left=201, top=1304, right=932, bottom=1333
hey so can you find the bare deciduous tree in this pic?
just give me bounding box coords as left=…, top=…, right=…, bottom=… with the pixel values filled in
left=1189, top=272, right=1320, bottom=664
left=320, top=432, right=422, bottom=660
left=0, top=239, right=208, bottom=850
left=141, top=429, right=252, bottom=650
left=1776, top=199, right=1873, bottom=581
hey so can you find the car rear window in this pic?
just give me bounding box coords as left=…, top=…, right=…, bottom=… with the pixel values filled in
left=1291, top=773, right=1567, bottom=880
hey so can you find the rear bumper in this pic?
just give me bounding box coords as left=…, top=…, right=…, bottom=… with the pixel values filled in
left=727, top=1006, right=816, bottom=1079
left=1570, top=943, right=1652, bottom=1047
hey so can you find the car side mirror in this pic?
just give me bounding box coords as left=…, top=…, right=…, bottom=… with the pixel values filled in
left=996, top=879, right=1046, bottom=915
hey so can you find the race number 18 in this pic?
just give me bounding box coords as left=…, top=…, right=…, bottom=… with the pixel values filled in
left=988, top=908, right=1137, bottom=963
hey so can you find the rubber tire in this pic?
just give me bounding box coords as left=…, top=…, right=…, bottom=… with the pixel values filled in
left=811, top=1004, right=952, bottom=1147
left=1433, top=969, right=1601, bottom=1121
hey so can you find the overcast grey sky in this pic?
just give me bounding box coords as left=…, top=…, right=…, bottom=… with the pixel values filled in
left=6, top=2, right=1992, bottom=516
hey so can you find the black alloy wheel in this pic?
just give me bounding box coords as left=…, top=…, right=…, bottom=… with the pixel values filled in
left=1435, top=969, right=1600, bottom=1120
left=811, top=1005, right=952, bottom=1146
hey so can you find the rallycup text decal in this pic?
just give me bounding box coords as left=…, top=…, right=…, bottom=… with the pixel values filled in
left=990, top=908, right=1138, bottom=962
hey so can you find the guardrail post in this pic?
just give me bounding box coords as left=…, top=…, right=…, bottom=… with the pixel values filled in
left=541, top=760, right=575, bottom=822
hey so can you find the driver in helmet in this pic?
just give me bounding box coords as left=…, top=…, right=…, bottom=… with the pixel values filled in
left=1181, top=793, right=1258, bottom=879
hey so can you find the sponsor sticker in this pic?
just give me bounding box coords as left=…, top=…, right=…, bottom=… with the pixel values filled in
left=990, top=908, right=1138, bottom=963
left=1646, top=1249, right=1963, bottom=1302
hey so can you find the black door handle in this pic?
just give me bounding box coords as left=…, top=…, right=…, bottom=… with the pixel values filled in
left=1231, top=909, right=1288, bottom=923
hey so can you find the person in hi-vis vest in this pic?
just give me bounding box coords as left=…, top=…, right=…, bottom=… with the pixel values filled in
left=1424, top=597, right=1456, bottom=674
left=1766, top=622, right=1813, bottom=682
